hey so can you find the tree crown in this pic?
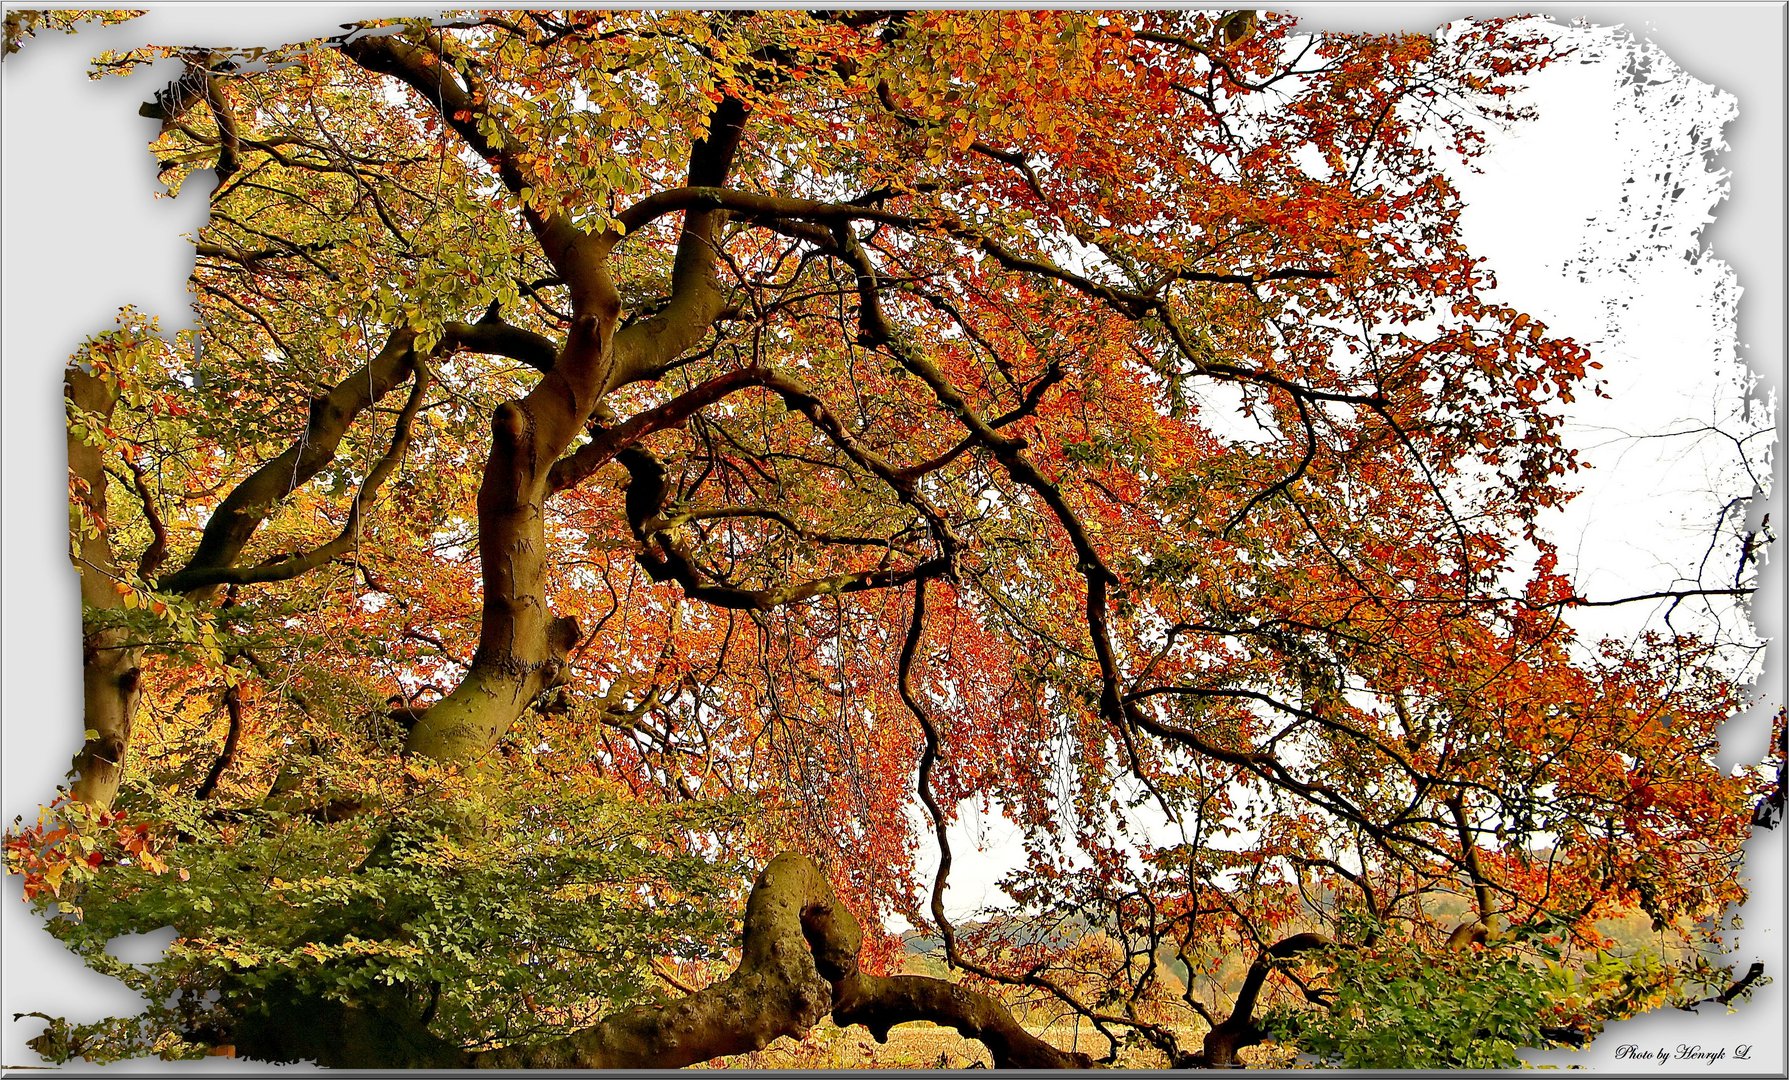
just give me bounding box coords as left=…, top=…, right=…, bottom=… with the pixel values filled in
left=11, top=9, right=1774, bottom=1069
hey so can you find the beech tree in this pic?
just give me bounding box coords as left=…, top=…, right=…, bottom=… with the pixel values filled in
left=7, top=9, right=1777, bottom=1069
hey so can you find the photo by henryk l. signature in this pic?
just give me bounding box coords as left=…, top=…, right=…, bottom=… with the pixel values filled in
left=1616, top=1042, right=1760, bottom=1067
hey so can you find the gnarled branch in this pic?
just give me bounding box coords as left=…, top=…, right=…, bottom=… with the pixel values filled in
left=471, top=852, right=1092, bottom=1069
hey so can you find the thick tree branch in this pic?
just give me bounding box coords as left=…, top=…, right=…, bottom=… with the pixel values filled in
left=1200, top=932, right=1331, bottom=1068
left=553, top=362, right=961, bottom=572
left=612, top=184, right=921, bottom=238
left=1567, top=587, right=1756, bottom=608
left=166, top=358, right=432, bottom=590
left=158, top=314, right=555, bottom=597
left=610, top=98, right=752, bottom=385
left=200, top=69, right=242, bottom=192
left=469, top=853, right=1091, bottom=1069
left=666, top=505, right=914, bottom=551
left=1678, top=962, right=1767, bottom=1012
left=616, top=447, right=948, bottom=611
left=159, top=329, right=419, bottom=596
left=900, top=580, right=958, bottom=951
left=1446, top=793, right=1497, bottom=926
left=443, top=317, right=561, bottom=374
left=547, top=365, right=778, bottom=494
left=157, top=329, right=415, bottom=600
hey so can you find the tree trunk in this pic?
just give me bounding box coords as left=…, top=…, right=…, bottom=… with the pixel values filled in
left=404, top=314, right=616, bottom=763
left=66, top=365, right=142, bottom=810
left=72, top=630, right=142, bottom=809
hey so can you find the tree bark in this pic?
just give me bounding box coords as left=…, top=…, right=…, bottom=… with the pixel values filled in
left=469, top=852, right=1094, bottom=1069
left=66, top=365, right=142, bottom=810
left=401, top=319, right=612, bottom=763
left=403, top=96, right=747, bottom=765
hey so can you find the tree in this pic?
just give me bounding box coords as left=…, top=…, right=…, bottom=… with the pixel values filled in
left=7, top=9, right=1776, bottom=1069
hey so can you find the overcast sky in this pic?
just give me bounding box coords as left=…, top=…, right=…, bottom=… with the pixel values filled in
left=2, top=5, right=1783, bottom=1072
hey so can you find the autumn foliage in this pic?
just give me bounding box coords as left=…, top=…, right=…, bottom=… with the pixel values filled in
left=6, top=9, right=1776, bottom=1069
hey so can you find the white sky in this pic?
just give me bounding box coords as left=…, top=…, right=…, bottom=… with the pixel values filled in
left=2, top=4, right=1783, bottom=1073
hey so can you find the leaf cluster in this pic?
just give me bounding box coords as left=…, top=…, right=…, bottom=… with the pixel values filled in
left=1263, top=934, right=1558, bottom=1068
left=12, top=769, right=755, bottom=1062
